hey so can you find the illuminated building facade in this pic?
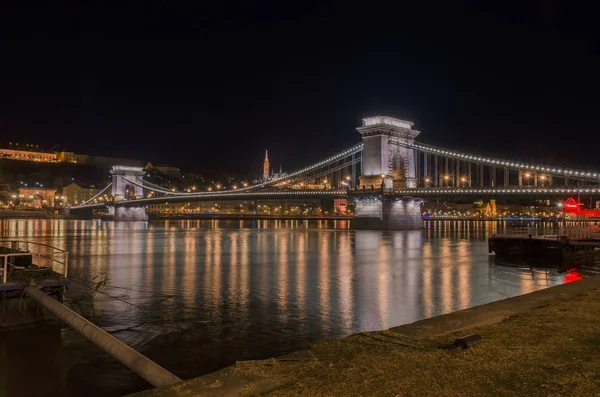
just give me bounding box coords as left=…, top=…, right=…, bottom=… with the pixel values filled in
left=17, top=187, right=57, bottom=207
left=0, top=143, right=140, bottom=167
left=56, top=151, right=141, bottom=167
left=145, top=163, right=181, bottom=178
left=62, top=183, right=100, bottom=205
left=0, top=146, right=56, bottom=162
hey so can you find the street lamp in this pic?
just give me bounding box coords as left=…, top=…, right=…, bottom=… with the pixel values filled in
left=444, top=175, right=450, bottom=187
left=557, top=201, right=565, bottom=226
left=524, top=172, right=532, bottom=186
left=460, top=176, right=467, bottom=187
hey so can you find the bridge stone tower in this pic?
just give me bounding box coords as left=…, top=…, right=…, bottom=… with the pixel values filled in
left=108, top=166, right=148, bottom=221
left=357, top=116, right=420, bottom=189
left=353, top=116, right=423, bottom=230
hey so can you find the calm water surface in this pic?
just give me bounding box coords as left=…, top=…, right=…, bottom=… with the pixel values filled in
left=0, top=219, right=586, bottom=396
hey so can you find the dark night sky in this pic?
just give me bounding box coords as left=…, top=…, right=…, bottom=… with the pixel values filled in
left=2, top=1, right=600, bottom=177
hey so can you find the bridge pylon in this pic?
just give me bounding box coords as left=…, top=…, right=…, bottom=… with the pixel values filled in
left=353, top=116, right=423, bottom=230
left=356, top=116, right=420, bottom=190
left=108, top=166, right=148, bottom=221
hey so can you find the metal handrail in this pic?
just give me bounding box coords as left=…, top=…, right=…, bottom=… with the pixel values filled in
left=496, top=226, right=597, bottom=240
left=0, top=240, right=68, bottom=253
left=0, top=240, right=69, bottom=283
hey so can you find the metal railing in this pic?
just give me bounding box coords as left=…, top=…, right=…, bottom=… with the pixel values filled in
left=495, top=226, right=600, bottom=241
left=0, top=240, right=69, bottom=283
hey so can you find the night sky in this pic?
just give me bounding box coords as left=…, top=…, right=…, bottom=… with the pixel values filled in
left=2, top=1, right=600, bottom=177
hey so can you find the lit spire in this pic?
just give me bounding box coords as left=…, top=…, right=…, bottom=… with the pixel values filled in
left=263, top=150, right=270, bottom=180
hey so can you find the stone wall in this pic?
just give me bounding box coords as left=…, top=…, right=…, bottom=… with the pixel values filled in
left=114, top=206, right=148, bottom=221
left=353, top=197, right=422, bottom=230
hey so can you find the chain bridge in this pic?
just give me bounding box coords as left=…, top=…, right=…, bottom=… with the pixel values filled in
left=69, top=116, right=600, bottom=227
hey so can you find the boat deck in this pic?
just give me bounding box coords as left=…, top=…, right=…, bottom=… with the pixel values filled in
left=0, top=277, right=71, bottom=292
left=0, top=240, right=70, bottom=288
left=489, top=227, right=600, bottom=265
left=1, top=240, right=70, bottom=329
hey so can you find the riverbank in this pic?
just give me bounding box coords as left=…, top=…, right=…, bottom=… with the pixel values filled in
left=0, top=210, right=52, bottom=218
left=135, top=276, right=600, bottom=397
left=149, top=214, right=353, bottom=221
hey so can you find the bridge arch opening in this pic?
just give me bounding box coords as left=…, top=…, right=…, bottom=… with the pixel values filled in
left=391, top=151, right=408, bottom=189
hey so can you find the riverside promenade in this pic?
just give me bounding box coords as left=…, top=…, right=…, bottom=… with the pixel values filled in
left=133, top=276, right=600, bottom=397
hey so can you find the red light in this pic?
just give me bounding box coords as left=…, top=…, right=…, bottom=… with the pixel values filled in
left=564, top=268, right=583, bottom=283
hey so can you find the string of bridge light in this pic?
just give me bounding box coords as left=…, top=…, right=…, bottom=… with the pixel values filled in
left=126, top=144, right=364, bottom=196
left=135, top=178, right=261, bottom=196
left=124, top=175, right=350, bottom=199
left=390, top=139, right=600, bottom=179
left=258, top=143, right=364, bottom=186
left=392, top=188, right=600, bottom=195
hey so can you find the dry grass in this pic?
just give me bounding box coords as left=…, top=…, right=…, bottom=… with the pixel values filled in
left=239, top=289, right=600, bottom=396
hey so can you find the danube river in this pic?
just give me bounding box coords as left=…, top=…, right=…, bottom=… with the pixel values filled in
left=0, top=219, right=587, bottom=396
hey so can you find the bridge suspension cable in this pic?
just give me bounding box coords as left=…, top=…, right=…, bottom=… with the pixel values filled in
left=266, top=156, right=362, bottom=188
left=79, top=183, right=113, bottom=206
left=390, top=138, right=600, bottom=180
left=125, top=144, right=363, bottom=196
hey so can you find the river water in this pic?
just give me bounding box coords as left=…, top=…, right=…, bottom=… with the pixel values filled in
left=0, top=219, right=588, bottom=396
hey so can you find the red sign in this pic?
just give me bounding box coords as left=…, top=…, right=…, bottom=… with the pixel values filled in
left=563, top=198, right=581, bottom=212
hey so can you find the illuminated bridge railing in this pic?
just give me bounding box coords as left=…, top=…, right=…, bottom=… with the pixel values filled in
left=110, top=189, right=349, bottom=207
left=70, top=189, right=349, bottom=210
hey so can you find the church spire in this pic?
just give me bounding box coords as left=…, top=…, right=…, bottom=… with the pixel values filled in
left=263, top=150, right=270, bottom=180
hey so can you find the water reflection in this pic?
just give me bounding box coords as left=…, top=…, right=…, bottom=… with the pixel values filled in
left=0, top=219, right=588, bottom=397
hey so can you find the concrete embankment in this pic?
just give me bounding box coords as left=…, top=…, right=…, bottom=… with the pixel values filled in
left=132, top=276, right=600, bottom=397
left=137, top=276, right=600, bottom=397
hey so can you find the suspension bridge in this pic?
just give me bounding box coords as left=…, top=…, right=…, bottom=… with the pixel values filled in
left=69, top=116, right=600, bottom=228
